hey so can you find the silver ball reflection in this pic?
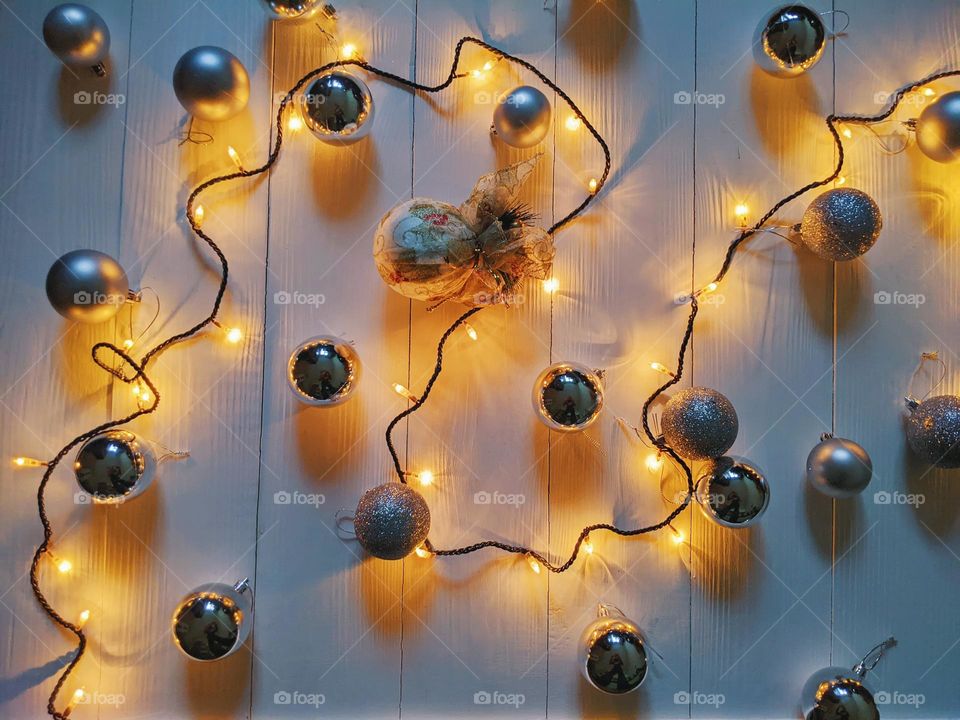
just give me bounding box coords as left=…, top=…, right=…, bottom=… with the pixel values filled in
left=492, top=85, right=552, bottom=148
left=172, top=46, right=250, bottom=122
left=800, top=188, right=883, bottom=262
left=532, top=362, right=604, bottom=432
left=354, top=483, right=431, bottom=560
left=45, top=249, right=130, bottom=323
left=806, top=436, right=872, bottom=498
left=697, top=456, right=769, bottom=528
left=753, top=4, right=827, bottom=78
left=297, top=71, right=375, bottom=144
left=74, top=430, right=154, bottom=504
left=661, top=387, right=738, bottom=460
left=43, top=3, right=110, bottom=73
left=916, top=90, right=960, bottom=163
left=801, top=667, right=879, bottom=720
left=172, top=579, right=253, bottom=661
left=259, top=0, right=325, bottom=20
left=905, top=395, right=960, bottom=468
left=580, top=605, right=648, bottom=695
left=287, top=336, right=361, bottom=406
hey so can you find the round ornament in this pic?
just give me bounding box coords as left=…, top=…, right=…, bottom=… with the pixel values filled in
left=580, top=604, right=648, bottom=695
left=800, top=188, right=883, bottom=262
left=172, top=579, right=253, bottom=661
left=905, top=394, right=960, bottom=468
left=74, top=430, right=154, bottom=504
left=492, top=85, right=551, bottom=148
left=259, top=0, right=325, bottom=20
left=697, top=456, right=769, bottom=528
left=46, top=249, right=130, bottom=323
left=297, top=71, right=374, bottom=144
left=354, top=483, right=431, bottom=560
left=43, top=3, right=110, bottom=75
left=661, top=387, right=738, bottom=460
left=915, top=90, right=960, bottom=163
left=801, top=666, right=879, bottom=720
left=287, top=336, right=360, bottom=406
left=532, top=362, right=604, bottom=432
left=806, top=435, right=872, bottom=498
left=753, top=4, right=826, bottom=78
left=172, top=46, right=250, bottom=122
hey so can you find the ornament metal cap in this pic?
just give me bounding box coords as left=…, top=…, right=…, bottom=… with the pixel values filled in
left=904, top=395, right=921, bottom=411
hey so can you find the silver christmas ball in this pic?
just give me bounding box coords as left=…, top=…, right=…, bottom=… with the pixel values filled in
left=580, top=605, right=648, bottom=695
left=905, top=395, right=960, bottom=468
left=661, top=387, right=738, bottom=460
left=354, top=483, right=431, bottom=560
left=801, top=667, right=878, bottom=720
left=806, top=436, right=872, bottom=498
left=753, top=4, right=826, bottom=78
left=46, top=249, right=130, bottom=323
left=259, top=0, right=325, bottom=20
left=287, top=336, right=361, bottom=406
left=74, top=430, right=154, bottom=504
left=697, top=456, right=769, bottom=528
left=492, top=85, right=551, bottom=148
left=43, top=3, right=110, bottom=73
left=800, top=188, right=883, bottom=262
left=172, top=579, right=253, bottom=661
left=297, top=71, right=375, bottom=144
left=532, top=362, right=604, bottom=432
left=173, top=46, right=250, bottom=122
left=916, top=90, right=960, bottom=163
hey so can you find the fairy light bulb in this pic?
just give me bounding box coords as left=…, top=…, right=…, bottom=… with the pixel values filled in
left=288, top=114, right=304, bottom=132
left=194, top=204, right=205, bottom=228
left=734, top=202, right=749, bottom=226
left=393, top=383, right=418, bottom=402
left=582, top=536, right=594, bottom=555
left=417, top=470, right=434, bottom=487
left=645, top=453, right=663, bottom=473
left=227, top=145, right=244, bottom=170
left=341, top=42, right=358, bottom=59
left=56, top=557, right=73, bottom=574
left=587, top=177, right=599, bottom=194
left=841, top=127, right=852, bottom=139
left=650, top=362, right=674, bottom=376
left=565, top=115, right=582, bottom=131
left=77, top=609, right=91, bottom=628
left=527, top=554, right=542, bottom=574
left=922, top=87, right=936, bottom=97
left=122, top=338, right=135, bottom=350
left=13, top=456, right=46, bottom=468
left=64, top=687, right=86, bottom=716
left=836, top=175, right=847, bottom=186
left=669, top=524, right=685, bottom=545
left=225, top=327, right=243, bottom=344
left=543, top=277, right=559, bottom=294
left=414, top=545, right=431, bottom=558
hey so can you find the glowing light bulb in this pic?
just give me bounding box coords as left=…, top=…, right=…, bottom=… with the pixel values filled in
left=414, top=545, right=431, bottom=558
left=482, top=61, right=494, bottom=72
left=77, top=609, right=90, bottom=628
left=194, top=204, right=205, bottom=228
left=582, top=537, right=594, bottom=555
left=227, top=145, right=244, bottom=170
left=122, top=338, right=135, bottom=350
left=464, top=323, right=478, bottom=341
left=565, top=115, right=582, bottom=131
left=700, top=281, right=719, bottom=295
left=841, top=127, right=852, bottom=139
left=418, top=470, right=434, bottom=487
left=587, top=177, right=599, bottom=194
left=733, top=202, right=749, bottom=226
left=650, top=362, right=673, bottom=376
left=669, top=524, right=685, bottom=545
left=288, top=114, right=304, bottom=132
left=645, top=453, right=663, bottom=472
left=341, top=43, right=358, bottom=59
left=13, top=456, right=45, bottom=468
left=226, top=327, right=243, bottom=344
left=527, top=554, right=542, bottom=574
left=56, top=558, right=73, bottom=574
left=543, top=277, right=559, bottom=294
left=836, top=175, right=846, bottom=186
left=393, top=383, right=418, bottom=402
left=63, top=687, right=86, bottom=716
left=922, top=87, right=936, bottom=97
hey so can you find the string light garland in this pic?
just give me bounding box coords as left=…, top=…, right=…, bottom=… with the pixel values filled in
left=21, top=23, right=960, bottom=716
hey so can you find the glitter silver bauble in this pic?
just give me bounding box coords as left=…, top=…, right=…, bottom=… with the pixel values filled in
left=905, top=395, right=960, bottom=468
left=259, top=0, right=325, bottom=20
left=806, top=435, right=872, bottom=498
left=753, top=4, right=826, bottom=78
left=297, top=71, right=375, bottom=144
left=915, top=90, right=960, bottom=163
left=354, top=483, right=431, bottom=560
left=661, top=387, right=738, bottom=460
left=46, top=249, right=130, bottom=323
left=697, top=456, right=769, bottom=528
left=172, top=579, right=253, bottom=661
left=43, top=3, right=110, bottom=75
left=74, top=430, right=155, bottom=504
left=801, top=666, right=879, bottom=720
left=492, top=85, right=551, bottom=148
left=287, top=336, right=361, bottom=406
left=173, top=46, right=250, bottom=122
left=580, top=604, right=648, bottom=695
left=532, top=362, right=604, bottom=432
left=800, top=189, right=883, bottom=262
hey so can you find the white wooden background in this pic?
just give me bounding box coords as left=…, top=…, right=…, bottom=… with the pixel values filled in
left=1, top=1, right=959, bottom=718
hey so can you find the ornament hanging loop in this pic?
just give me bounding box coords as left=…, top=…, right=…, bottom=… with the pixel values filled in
left=853, top=636, right=896, bottom=678
left=906, top=351, right=946, bottom=402
left=820, top=9, right=851, bottom=37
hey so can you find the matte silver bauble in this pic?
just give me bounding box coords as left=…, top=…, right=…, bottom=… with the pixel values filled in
left=753, top=4, right=826, bottom=78
left=354, top=483, right=431, bottom=560
left=580, top=604, right=648, bottom=695
left=697, top=456, right=769, bottom=528
left=43, top=3, right=110, bottom=75
left=172, top=579, right=253, bottom=661
left=806, top=435, right=872, bottom=498
left=287, top=336, right=361, bottom=406
left=905, top=395, right=960, bottom=468
left=801, top=666, right=879, bottom=720
left=492, top=85, right=551, bottom=148
left=800, top=188, right=883, bottom=262
left=172, top=46, right=250, bottom=122
left=661, top=387, right=738, bottom=460
left=298, top=71, right=375, bottom=144
left=532, top=362, right=604, bottom=432
left=74, top=430, right=154, bottom=504
left=915, top=90, right=960, bottom=163
left=259, top=0, right=325, bottom=20
left=45, top=249, right=130, bottom=323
